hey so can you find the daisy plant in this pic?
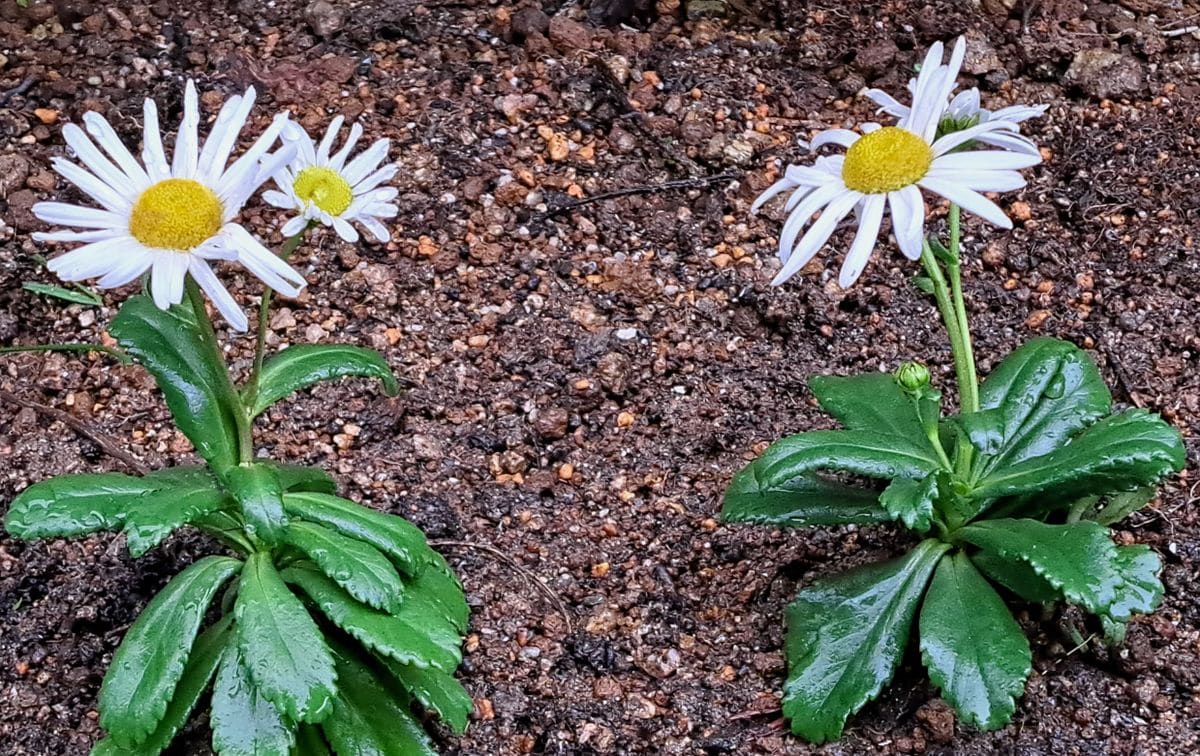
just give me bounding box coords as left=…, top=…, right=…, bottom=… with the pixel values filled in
left=725, top=38, right=1185, bottom=743
left=4, top=81, right=470, bottom=755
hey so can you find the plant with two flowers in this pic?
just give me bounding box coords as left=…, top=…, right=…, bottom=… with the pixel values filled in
left=722, top=38, right=1185, bottom=742
left=4, top=81, right=470, bottom=755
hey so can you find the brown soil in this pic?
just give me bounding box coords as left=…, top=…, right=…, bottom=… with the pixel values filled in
left=1, top=1, right=1198, bottom=754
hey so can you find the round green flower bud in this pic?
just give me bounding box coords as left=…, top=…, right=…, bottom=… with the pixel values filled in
left=895, top=361, right=931, bottom=392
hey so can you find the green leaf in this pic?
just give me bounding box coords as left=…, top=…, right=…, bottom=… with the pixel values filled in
left=721, top=470, right=888, bottom=528
left=1100, top=545, right=1163, bottom=644
left=281, top=492, right=428, bottom=577
left=973, top=410, right=1185, bottom=503
left=251, top=344, right=398, bottom=418
left=974, top=338, right=1111, bottom=475
left=235, top=553, right=337, bottom=723
left=264, top=463, right=337, bottom=495
left=226, top=464, right=288, bottom=545
left=879, top=474, right=939, bottom=532
left=969, top=551, right=1061, bottom=604
left=99, top=556, right=242, bottom=747
left=24, top=280, right=104, bottom=306
left=211, top=644, right=296, bottom=756
left=110, top=296, right=243, bottom=471
left=920, top=552, right=1032, bottom=730
left=291, top=726, right=332, bottom=756
left=960, top=519, right=1124, bottom=616
left=808, top=373, right=932, bottom=441
left=283, top=565, right=462, bottom=673
left=782, top=539, right=948, bottom=743
left=284, top=521, right=406, bottom=614
left=376, top=654, right=472, bottom=734
left=90, top=616, right=233, bottom=756
left=414, top=551, right=471, bottom=635
left=322, top=645, right=438, bottom=756
left=1088, top=488, right=1156, bottom=527
left=121, top=468, right=230, bottom=558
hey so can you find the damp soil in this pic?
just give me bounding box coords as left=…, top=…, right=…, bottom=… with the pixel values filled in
left=1, top=1, right=1199, bottom=754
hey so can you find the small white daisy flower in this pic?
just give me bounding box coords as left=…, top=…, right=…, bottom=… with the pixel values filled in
left=31, top=80, right=307, bottom=331
left=264, top=117, right=399, bottom=244
left=753, top=37, right=1042, bottom=289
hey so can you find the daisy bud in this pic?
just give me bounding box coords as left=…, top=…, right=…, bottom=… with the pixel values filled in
left=895, top=361, right=931, bottom=392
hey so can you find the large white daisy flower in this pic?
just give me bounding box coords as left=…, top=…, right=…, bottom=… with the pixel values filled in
left=264, top=117, right=399, bottom=244
left=31, top=80, right=307, bottom=331
left=753, top=37, right=1041, bottom=289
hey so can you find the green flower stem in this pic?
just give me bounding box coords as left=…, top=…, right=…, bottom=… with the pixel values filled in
left=185, top=278, right=255, bottom=465
left=245, top=230, right=308, bottom=407
left=945, top=205, right=979, bottom=414
left=0, top=343, right=130, bottom=363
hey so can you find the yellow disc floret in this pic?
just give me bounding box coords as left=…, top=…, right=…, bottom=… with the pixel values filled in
left=129, top=179, right=224, bottom=250
left=841, top=127, right=933, bottom=194
left=294, top=166, right=353, bottom=216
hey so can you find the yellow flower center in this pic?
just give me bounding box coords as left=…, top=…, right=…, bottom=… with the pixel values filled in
left=129, top=179, right=223, bottom=250
left=841, top=127, right=933, bottom=194
left=294, top=166, right=353, bottom=216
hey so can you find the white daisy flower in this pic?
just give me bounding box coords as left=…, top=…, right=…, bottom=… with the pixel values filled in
left=31, top=80, right=307, bottom=332
left=753, top=37, right=1042, bottom=289
left=264, top=117, right=399, bottom=244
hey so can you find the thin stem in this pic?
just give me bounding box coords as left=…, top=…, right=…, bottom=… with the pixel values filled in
left=244, top=231, right=307, bottom=405
left=945, top=205, right=979, bottom=414
left=186, top=279, right=254, bottom=464
left=0, top=343, right=130, bottom=363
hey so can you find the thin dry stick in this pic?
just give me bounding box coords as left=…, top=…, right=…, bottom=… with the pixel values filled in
left=539, top=173, right=739, bottom=220
left=430, top=539, right=574, bottom=635
left=0, top=388, right=149, bottom=475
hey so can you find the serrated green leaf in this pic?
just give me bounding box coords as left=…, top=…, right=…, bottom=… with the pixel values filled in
left=1089, top=488, right=1156, bottom=527
left=782, top=539, right=948, bottom=743
left=110, top=295, right=243, bottom=472
left=90, top=616, right=232, bottom=756
left=322, top=644, right=438, bottom=756
left=376, top=653, right=472, bottom=734
left=235, top=553, right=337, bottom=723
left=1100, top=545, right=1163, bottom=644
left=24, top=280, right=104, bottom=306
left=251, top=344, right=399, bottom=418
left=264, top=463, right=337, bottom=495
left=122, top=468, right=230, bottom=558
left=808, top=373, right=933, bottom=441
left=973, top=410, right=1184, bottom=504
left=879, top=474, right=938, bottom=532
left=912, top=276, right=935, bottom=295
left=283, top=565, right=461, bottom=673
left=281, top=492, right=428, bottom=577
left=99, top=556, right=241, bottom=747
left=211, top=644, right=296, bottom=756
left=284, top=521, right=405, bottom=614
left=974, top=338, right=1111, bottom=475
left=414, top=551, right=471, bottom=635
left=226, top=464, right=288, bottom=545
left=721, top=469, right=888, bottom=528
left=920, top=552, right=1031, bottom=730
left=969, top=551, right=1061, bottom=604
left=960, top=519, right=1124, bottom=616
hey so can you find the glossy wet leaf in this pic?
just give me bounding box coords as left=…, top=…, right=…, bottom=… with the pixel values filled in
left=250, top=344, right=398, bottom=418
left=226, top=464, right=288, bottom=545
left=322, top=645, right=438, bottom=756
left=1100, top=545, right=1163, bottom=644
left=291, top=726, right=331, bottom=756
left=808, top=372, right=935, bottom=441
left=973, top=338, right=1110, bottom=475
left=376, top=654, right=472, bottom=734
left=90, top=616, right=232, bottom=756
left=960, top=519, right=1124, bottom=616
left=110, top=295, right=243, bottom=472
left=284, top=521, right=405, bottom=614
left=283, top=565, right=461, bottom=672
left=281, top=492, right=428, bottom=576
left=211, top=644, right=295, bottom=756
left=879, top=474, right=939, bottom=532
left=920, top=552, right=1031, bottom=730
left=6, top=472, right=166, bottom=540
left=23, top=280, right=104, bottom=306
left=99, top=556, right=241, bottom=747
left=1087, top=488, right=1156, bottom=527
left=235, top=553, right=337, bottom=723
left=721, top=470, right=888, bottom=528
left=782, top=539, right=948, bottom=743
left=413, top=551, right=471, bottom=635
left=973, top=410, right=1184, bottom=504
left=121, top=468, right=230, bottom=558
left=264, top=462, right=337, bottom=495
left=969, top=551, right=1061, bottom=604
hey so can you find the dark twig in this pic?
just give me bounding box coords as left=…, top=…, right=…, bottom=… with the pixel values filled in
left=430, top=539, right=574, bottom=635
left=0, top=75, right=38, bottom=107
left=0, top=388, right=149, bottom=474
left=539, top=173, right=738, bottom=220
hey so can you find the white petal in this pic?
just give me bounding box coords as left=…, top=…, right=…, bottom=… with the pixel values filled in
left=989, top=104, right=1047, bottom=123
left=150, top=252, right=189, bottom=309
left=889, top=186, right=926, bottom=261
left=810, top=129, right=860, bottom=150
left=932, top=121, right=1019, bottom=156
left=340, top=138, right=389, bottom=186
left=46, top=237, right=131, bottom=280
left=82, top=113, right=151, bottom=189
left=50, top=157, right=131, bottom=213
left=865, top=88, right=909, bottom=118
left=357, top=216, right=391, bottom=243
left=97, top=247, right=154, bottom=288
left=332, top=217, right=359, bottom=242
left=918, top=177, right=1013, bottom=229
left=263, top=190, right=295, bottom=208
left=281, top=120, right=317, bottom=166
left=34, top=229, right=122, bottom=243
left=356, top=202, right=397, bottom=219
left=329, top=123, right=364, bottom=171
left=188, top=256, right=248, bottom=331
left=62, top=123, right=131, bottom=192
left=215, top=112, right=291, bottom=212
left=772, top=190, right=860, bottom=286
left=932, top=151, right=1042, bottom=171
left=784, top=162, right=838, bottom=187
left=198, top=88, right=257, bottom=185
left=974, top=131, right=1042, bottom=156
left=172, top=80, right=200, bottom=179
left=948, top=88, right=981, bottom=119
left=222, top=224, right=307, bottom=296
left=351, top=164, right=398, bottom=194
left=777, top=182, right=845, bottom=260
left=861, top=122, right=882, bottom=134
left=281, top=215, right=309, bottom=237
left=751, top=177, right=795, bottom=214
left=924, top=168, right=1026, bottom=192
left=839, top=195, right=886, bottom=288
left=33, top=202, right=126, bottom=229
left=141, top=99, right=171, bottom=182
left=922, top=38, right=967, bottom=141
left=317, top=116, right=345, bottom=165
left=902, top=41, right=945, bottom=133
